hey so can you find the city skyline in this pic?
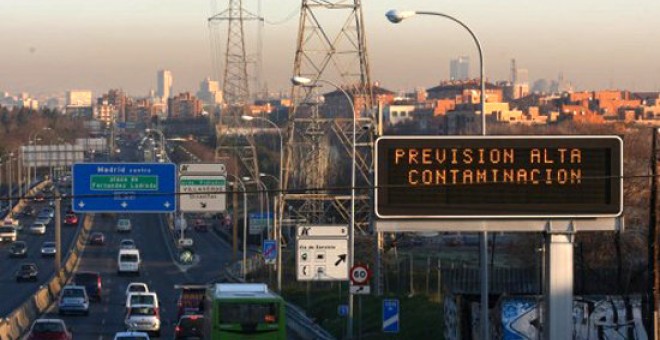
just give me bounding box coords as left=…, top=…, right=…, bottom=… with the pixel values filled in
left=0, top=0, right=658, bottom=96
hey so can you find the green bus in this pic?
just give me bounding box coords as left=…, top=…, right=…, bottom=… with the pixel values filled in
left=203, top=283, right=286, bottom=339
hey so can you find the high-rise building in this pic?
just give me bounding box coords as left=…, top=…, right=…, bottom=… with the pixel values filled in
left=157, top=70, right=173, bottom=99
left=65, top=90, right=93, bottom=117
left=450, top=56, right=470, bottom=81
left=196, top=77, right=223, bottom=105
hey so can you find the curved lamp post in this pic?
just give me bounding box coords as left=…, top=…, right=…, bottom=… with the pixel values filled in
left=291, top=75, right=357, bottom=338
left=386, top=9, right=489, bottom=340
left=241, top=115, right=285, bottom=292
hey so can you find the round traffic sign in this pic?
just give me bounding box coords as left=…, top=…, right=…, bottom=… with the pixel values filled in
left=350, top=265, right=371, bottom=285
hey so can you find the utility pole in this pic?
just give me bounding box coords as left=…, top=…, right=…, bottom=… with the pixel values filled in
left=55, top=189, right=62, bottom=272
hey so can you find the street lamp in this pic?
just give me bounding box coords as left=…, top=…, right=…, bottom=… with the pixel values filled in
left=31, top=127, right=52, bottom=183
left=240, top=114, right=285, bottom=292
left=386, top=9, right=489, bottom=340
left=291, top=75, right=357, bottom=338
left=243, top=176, right=270, bottom=248
left=227, top=174, right=248, bottom=280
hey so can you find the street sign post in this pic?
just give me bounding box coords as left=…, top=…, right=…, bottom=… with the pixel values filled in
left=179, top=163, right=226, bottom=213
left=72, top=163, right=176, bottom=213
left=382, top=299, right=400, bottom=333
left=350, top=264, right=372, bottom=295
left=263, top=239, right=276, bottom=265
left=296, top=225, right=349, bottom=281
left=249, top=212, right=273, bottom=235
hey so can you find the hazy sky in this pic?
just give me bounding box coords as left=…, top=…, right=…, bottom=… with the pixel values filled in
left=1, top=0, right=659, bottom=97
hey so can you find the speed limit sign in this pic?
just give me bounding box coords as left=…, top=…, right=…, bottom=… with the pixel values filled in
left=350, top=264, right=371, bottom=285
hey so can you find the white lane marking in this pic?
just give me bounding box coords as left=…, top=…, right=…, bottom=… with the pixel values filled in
left=102, top=318, right=106, bottom=325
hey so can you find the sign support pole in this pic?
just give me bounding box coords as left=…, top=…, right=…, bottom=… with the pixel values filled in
left=55, top=190, right=62, bottom=273
left=544, top=230, right=574, bottom=340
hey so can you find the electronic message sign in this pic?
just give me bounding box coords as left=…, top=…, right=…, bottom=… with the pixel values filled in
left=375, top=136, right=623, bottom=219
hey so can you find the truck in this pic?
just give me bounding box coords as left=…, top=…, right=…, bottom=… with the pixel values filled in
left=174, top=284, right=206, bottom=320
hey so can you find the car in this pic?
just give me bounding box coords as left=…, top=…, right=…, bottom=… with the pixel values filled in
left=30, top=222, right=47, bottom=235
left=120, top=239, right=136, bottom=250
left=117, top=218, right=132, bottom=232
left=64, top=214, right=78, bottom=225
left=36, top=215, right=52, bottom=225
left=125, top=305, right=161, bottom=337
left=193, top=219, right=208, bottom=232
left=58, top=285, right=90, bottom=315
left=34, top=193, right=45, bottom=202
left=89, top=232, right=105, bottom=245
left=174, top=314, right=204, bottom=340
left=118, top=249, right=141, bottom=275
left=41, top=241, right=57, bottom=257
left=9, top=241, right=28, bottom=257
left=113, top=331, right=150, bottom=340
left=16, top=263, right=38, bottom=282
left=20, top=205, right=35, bottom=217
left=41, top=208, right=55, bottom=218
left=125, top=282, right=149, bottom=298
left=26, top=319, right=72, bottom=340
left=0, top=225, right=17, bottom=242
left=72, top=272, right=103, bottom=302
left=48, top=200, right=55, bottom=207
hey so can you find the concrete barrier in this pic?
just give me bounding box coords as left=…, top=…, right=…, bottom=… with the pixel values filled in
left=0, top=213, right=94, bottom=340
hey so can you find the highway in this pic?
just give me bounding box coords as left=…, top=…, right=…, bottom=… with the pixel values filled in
left=39, top=211, right=235, bottom=338
left=36, top=138, right=237, bottom=338
left=0, top=196, right=81, bottom=316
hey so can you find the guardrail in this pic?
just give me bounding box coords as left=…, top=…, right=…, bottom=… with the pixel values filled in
left=0, top=213, right=93, bottom=340
left=223, top=258, right=336, bottom=340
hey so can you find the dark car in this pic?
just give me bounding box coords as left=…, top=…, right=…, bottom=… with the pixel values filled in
left=27, top=319, right=72, bottom=340
left=9, top=241, right=28, bottom=258
left=71, top=271, right=103, bottom=302
left=20, top=206, right=35, bottom=217
left=16, top=263, right=38, bottom=282
left=193, top=219, right=208, bottom=232
left=89, top=232, right=105, bottom=245
left=175, top=314, right=204, bottom=339
left=34, top=193, right=45, bottom=202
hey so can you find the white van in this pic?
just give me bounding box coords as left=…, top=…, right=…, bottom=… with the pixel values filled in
left=117, top=249, right=141, bottom=275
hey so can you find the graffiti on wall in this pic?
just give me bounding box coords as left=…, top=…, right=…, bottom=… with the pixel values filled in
left=501, top=295, right=647, bottom=340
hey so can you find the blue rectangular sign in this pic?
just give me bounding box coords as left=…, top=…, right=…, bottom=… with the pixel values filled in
left=72, top=163, right=177, bottom=213
left=263, top=239, right=276, bottom=264
left=338, top=304, right=349, bottom=317
left=383, top=299, right=400, bottom=333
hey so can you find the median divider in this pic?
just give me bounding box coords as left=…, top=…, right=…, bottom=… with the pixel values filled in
left=0, top=213, right=94, bottom=340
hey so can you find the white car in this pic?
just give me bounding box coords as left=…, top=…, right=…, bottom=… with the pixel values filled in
left=0, top=226, right=17, bottom=242
left=116, top=219, right=132, bottom=232
left=125, top=304, right=160, bottom=337
left=113, top=331, right=150, bottom=340
left=120, top=239, right=136, bottom=250
left=118, top=249, right=141, bottom=275
left=125, top=283, right=149, bottom=298
left=30, top=222, right=47, bottom=235
left=41, top=241, right=57, bottom=257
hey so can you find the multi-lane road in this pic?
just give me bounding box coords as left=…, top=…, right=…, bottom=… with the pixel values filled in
left=0, top=196, right=81, bottom=316
left=28, top=137, right=238, bottom=338
left=38, top=211, right=235, bottom=338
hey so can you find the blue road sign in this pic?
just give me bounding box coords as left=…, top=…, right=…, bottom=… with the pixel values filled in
left=382, top=299, right=400, bottom=333
left=263, top=239, right=277, bottom=265
left=338, top=304, right=349, bottom=317
left=72, top=163, right=177, bottom=213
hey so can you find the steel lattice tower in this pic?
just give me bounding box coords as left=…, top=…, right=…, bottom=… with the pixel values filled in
left=281, top=0, right=375, bottom=233
left=209, top=0, right=262, bottom=180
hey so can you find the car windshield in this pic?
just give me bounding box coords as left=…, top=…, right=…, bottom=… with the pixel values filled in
left=0, top=226, right=14, bottom=233
left=32, top=322, right=65, bottom=333
left=130, top=307, right=156, bottom=316
left=121, top=241, right=134, bottom=246
left=130, top=295, right=155, bottom=305
left=62, top=288, right=85, bottom=298
left=129, top=285, right=147, bottom=293
left=120, top=254, right=138, bottom=262
left=116, top=337, right=147, bottom=340
left=21, top=264, right=35, bottom=271
left=12, top=242, right=26, bottom=249
left=43, top=242, right=55, bottom=248
left=74, top=273, right=99, bottom=284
